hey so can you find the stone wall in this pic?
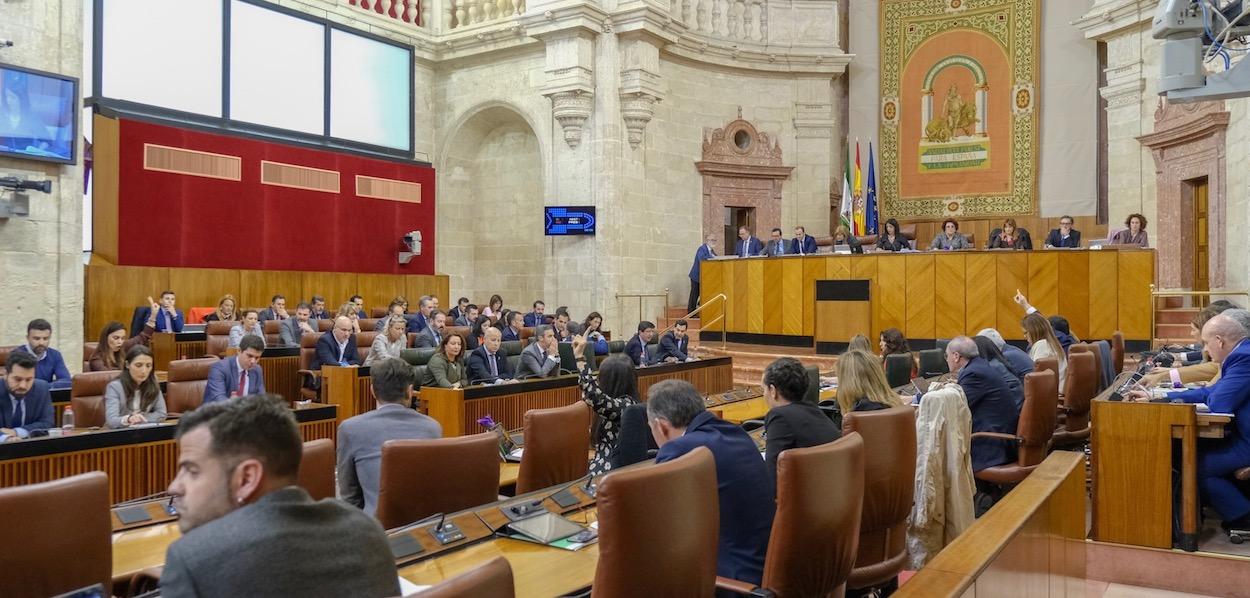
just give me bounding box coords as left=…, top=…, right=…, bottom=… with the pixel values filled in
left=0, top=1, right=84, bottom=369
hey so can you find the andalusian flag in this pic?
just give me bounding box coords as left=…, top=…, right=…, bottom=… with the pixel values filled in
left=839, top=143, right=853, bottom=232
left=853, top=140, right=864, bottom=236
left=866, top=142, right=879, bottom=235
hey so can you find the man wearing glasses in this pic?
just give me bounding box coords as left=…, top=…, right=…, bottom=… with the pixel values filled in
left=1044, top=216, right=1082, bottom=248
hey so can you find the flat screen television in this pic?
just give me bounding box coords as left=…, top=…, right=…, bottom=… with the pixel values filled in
left=544, top=206, right=596, bottom=236
left=0, top=63, right=78, bottom=164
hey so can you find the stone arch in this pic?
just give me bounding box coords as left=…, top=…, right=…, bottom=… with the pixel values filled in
left=920, top=55, right=989, bottom=138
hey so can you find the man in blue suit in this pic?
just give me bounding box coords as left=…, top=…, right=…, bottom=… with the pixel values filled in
left=204, top=335, right=267, bottom=403
left=405, top=296, right=434, bottom=334
left=1131, top=311, right=1250, bottom=529
left=625, top=321, right=657, bottom=367
left=1043, top=216, right=1082, bottom=248
left=467, top=327, right=513, bottom=384
left=649, top=379, right=774, bottom=585
left=501, top=311, right=525, bottom=343
left=946, top=336, right=1018, bottom=472
left=734, top=226, right=762, bottom=258
left=523, top=301, right=547, bottom=327
left=136, top=290, right=184, bottom=333
left=14, top=319, right=71, bottom=389
left=311, top=316, right=360, bottom=373
left=656, top=320, right=691, bottom=362
left=0, top=352, right=54, bottom=441
left=790, top=226, right=818, bottom=256
left=688, top=233, right=717, bottom=313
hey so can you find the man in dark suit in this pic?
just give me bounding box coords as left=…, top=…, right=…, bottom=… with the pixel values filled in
left=649, top=380, right=775, bottom=586
left=337, top=358, right=442, bottom=515
left=448, top=297, right=469, bottom=323
left=518, top=326, right=560, bottom=379
left=258, top=295, right=289, bottom=323
left=375, top=301, right=407, bottom=332
left=467, top=327, right=512, bottom=384
left=311, top=316, right=360, bottom=372
left=763, top=227, right=789, bottom=257
left=553, top=312, right=573, bottom=343
left=414, top=311, right=446, bottom=349
left=1043, top=215, right=1082, bottom=248
left=405, top=295, right=434, bottom=334
left=523, top=300, right=547, bottom=327
left=790, top=226, right=818, bottom=256
left=350, top=295, right=368, bottom=320
left=501, top=311, right=525, bottom=343
left=280, top=303, right=320, bottom=348
left=625, top=321, right=658, bottom=367
left=760, top=357, right=840, bottom=480
left=136, top=290, right=185, bottom=333
left=688, top=233, right=718, bottom=313
left=946, top=336, right=1018, bottom=472
left=161, top=394, right=400, bottom=596
left=204, top=335, right=266, bottom=403
left=735, top=226, right=763, bottom=258
left=656, top=320, right=692, bottom=362
left=15, top=318, right=71, bottom=389
left=0, top=352, right=54, bottom=441
left=308, top=295, right=331, bottom=320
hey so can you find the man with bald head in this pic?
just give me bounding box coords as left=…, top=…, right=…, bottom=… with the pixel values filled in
left=1130, top=310, right=1250, bottom=531
left=311, top=316, right=360, bottom=374
left=467, top=326, right=513, bottom=384
left=946, top=336, right=1018, bottom=473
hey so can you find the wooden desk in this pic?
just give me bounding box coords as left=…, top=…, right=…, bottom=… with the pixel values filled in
left=1091, top=373, right=1231, bottom=551
left=257, top=347, right=302, bottom=406
left=322, top=365, right=374, bottom=425
left=705, top=387, right=767, bottom=424
left=636, top=356, right=734, bottom=399
left=421, top=377, right=582, bottom=437
left=150, top=332, right=207, bottom=371
left=400, top=536, right=600, bottom=596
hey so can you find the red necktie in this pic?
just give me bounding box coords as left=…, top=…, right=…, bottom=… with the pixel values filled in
left=237, top=369, right=246, bottom=397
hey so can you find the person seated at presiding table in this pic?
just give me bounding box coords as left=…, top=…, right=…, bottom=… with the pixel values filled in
left=764, top=227, right=789, bottom=257
left=406, top=295, right=435, bottom=334
left=414, top=310, right=447, bottom=349
left=831, top=225, right=864, bottom=254
left=201, top=294, right=239, bottom=323
left=90, top=315, right=158, bottom=372
left=1128, top=310, right=1250, bottom=531
left=257, top=294, right=289, bottom=323
left=312, top=317, right=360, bottom=372
left=14, top=318, right=72, bottom=389
left=338, top=358, right=442, bottom=515
left=572, top=335, right=637, bottom=476
left=467, top=327, right=513, bottom=384
left=229, top=309, right=266, bottom=350
left=876, top=218, right=909, bottom=252
left=625, top=321, right=658, bottom=367
left=365, top=316, right=410, bottom=367
left=988, top=218, right=1033, bottom=250
left=1044, top=215, right=1082, bottom=248
left=518, top=325, right=561, bottom=379
left=835, top=350, right=907, bottom=413
left=790, top=225, right=818, bottom=256
left=761, top=357, right=840, bottom=480
left=879, top=327, right=918, bottom=377
left=162, top=394, right=400, bottom=597
left=1144, top=303, right=1234, bottom=387
left=735, top=225, right=763, bottom=258
left=138, top=290, right=184, bottom=333
left=204, top=335, right=266, bottom=404
left=976, top=328, right=1035, bottom=381
left=280, top=303, right=320, bottom=348
left=657, top=319, right=693, bottom=362
left=1022, top=312, right=1067, bottom=388
left=523, top=300, right=547, bottom=327
left=424, top=332, right=467, bottom=389
left=308, top=295, right=331, bottom=321
left=648, top=379, right=775, bottom=586
left=973, top=336, right=1025, bottom=410
left=501, top=310, right=524, bottom=343
left=1110, top=212, right=1150, bottom=247
left=0, top=352, right=53, bottom=441
left=103, top=345, right=166, bottom=429
left=930, top=219, right=971, bottom=251
left=945, top=336, right=1019, bottom=473
left=375, top=300, right=407, bottom=332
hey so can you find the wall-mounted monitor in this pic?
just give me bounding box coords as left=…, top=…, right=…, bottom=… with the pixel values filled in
left=544, top=206, right=597, bottom=236
left=0, top=63, right=79, bottom=164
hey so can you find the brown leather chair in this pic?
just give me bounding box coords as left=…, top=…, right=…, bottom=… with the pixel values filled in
left=205, top=321, right=234, bottom=357
left=1034, top=355, right=1058, bottom=383
left=593, top=447, right=719, bottom=597
left=516, top=402, right=592, bottom=494
left=263, top=319, right=282, bottom=347
left=412, top=556, right=514, bottom=598
left=1111, top=330, right=1125, bottom=374
left=319, top=319, right=334, bottom=332
left=375, top=432, right=500, bottom=530
left=718, top=433, right=866, bottom=597
left=356, top=330, right=378, bottom=363
left=83, top=341, right=98, bottom=370
left=70, top=370, right=121, bottom=428
left=0, top=472, right=111, bottom=597
left=0, top=345, right=16, bottom=367
left=975, top=369, right=1059, bottom=486
left=297, top=438, right=336, bottom=501
left=359, top=318, right=379, bottom=333
left=297, top=332, right=322, bottom=402
left=165, top=356, right=218, bottom=415
left=1052, top=351, right=1097, bottom=447
left=371, top=307, right=388, bottom=318
left=842, top=406, right=916, bottom=594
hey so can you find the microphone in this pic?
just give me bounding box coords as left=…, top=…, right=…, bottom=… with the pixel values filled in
left=1154, top=352, right=1175, bottom=368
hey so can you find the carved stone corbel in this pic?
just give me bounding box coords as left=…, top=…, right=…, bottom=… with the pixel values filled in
left=549, top=89, right=594, bottom=148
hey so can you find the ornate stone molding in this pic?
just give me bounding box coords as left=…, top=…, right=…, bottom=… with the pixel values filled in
left=1072, top=0, right=1155, bottom=41
left=1101, top=77, right=1146, bottom=108
left=793, top=102, right=835, bottom=139
left=549, top=90, right=594, bottom=147
left=696, top=110, right=794, bottom=241
left=620, top=92, right=659, bottom=149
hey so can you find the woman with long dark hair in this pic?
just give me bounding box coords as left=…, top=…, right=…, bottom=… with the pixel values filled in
left=879, top=327, right=918, bottom=376
left=877, top=218, right=909, bottom=252
left=573, top=334, right=637, bottom=475
left=103, top=345, right=166, bottom=428
left=89, top=306, right=158, bottom=371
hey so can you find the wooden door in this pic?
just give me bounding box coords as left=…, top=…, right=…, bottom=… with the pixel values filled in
left=1193, top=179, right=1209, bottom=293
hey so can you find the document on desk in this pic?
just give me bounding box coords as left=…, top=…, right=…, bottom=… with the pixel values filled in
left=397, top=577, right=429, bottom=594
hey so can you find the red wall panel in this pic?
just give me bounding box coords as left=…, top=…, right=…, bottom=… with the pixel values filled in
left=116, top=118, right=436, bottom=275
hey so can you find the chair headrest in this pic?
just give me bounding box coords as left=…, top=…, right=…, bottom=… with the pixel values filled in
left=70, top=370, right=121, bottom=397
left=168, top=356, right=221, bottom=382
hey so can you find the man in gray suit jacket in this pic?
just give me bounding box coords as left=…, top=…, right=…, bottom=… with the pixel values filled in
left=337, top=358, right=442, bottom=514
left=414, top=310, right=447, bottom=349
left=279, top=303, right=319, bottom=347
left=518, top=325, right=560, bottom=379
left=162, top=394, right=399, bottom=597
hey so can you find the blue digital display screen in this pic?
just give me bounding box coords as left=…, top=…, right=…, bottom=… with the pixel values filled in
left=544, top=206, right=596, bottom=236
left=0, top=63, right=78, bottom=164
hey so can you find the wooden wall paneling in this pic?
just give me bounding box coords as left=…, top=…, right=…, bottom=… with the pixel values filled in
left=92, top=114, right=120, bottom=264
left=934, top=254, right=967, bottom=339
left=357, top=273, right=408, bottom=314
left=168, top=268, right=240, bottom=314
left=259, top=355, right=301, bottom=405
left=405, top=275, right=450, bottom=308
left=1091, top=401, right=1182, bottom=548
left=85, top=265, right=171, bottom=339
left=801, top=258, right=824, bottom=337
left=964, top=254, right=997, bottom=338
left=1088, top=252, right=1119, bottom=339
left=1118, top=251, right=1155, bottom=340
left=762, top=260, right=783, bottom=334
left=902, top=216, right=1108, bottom=249
left=851, top=256, right=879, bottom=342
left=731, top=260, right=749, bottom=333
left=781, top=259, right=804, bottom=336
left=995, top=253, right=1030, bottom=340
left=239, top=270, right=304, bottom=312
left=461, top=386, right=582, bottom=437
left=1058, top=252, right=1091, bottom=340
left=701, top=261, right=724, bottom=328
left=877, top=256, right=908, bottom=334
left=746, top=259, right=764, bottom=334
left=825, top=256, right=851, bottom=280
left=1027, top=252, right=1060, bottom=318
left=304, top=272, right=359, bottom=311
left=905, top=255, right=936, bottom=340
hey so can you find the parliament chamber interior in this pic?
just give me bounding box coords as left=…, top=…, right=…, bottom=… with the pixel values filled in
left=5, top=0, right=1250, bottom=596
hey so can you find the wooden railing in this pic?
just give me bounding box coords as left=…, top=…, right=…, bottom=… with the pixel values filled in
left=1149, top=284, right=1250, bottom=347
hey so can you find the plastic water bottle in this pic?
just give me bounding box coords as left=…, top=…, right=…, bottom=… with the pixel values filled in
left=62, top=406, right=75, bottom=430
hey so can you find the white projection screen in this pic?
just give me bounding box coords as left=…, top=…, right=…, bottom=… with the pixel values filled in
left=101, top=0, right=223, bottom=117
left=330, top=29, right=411, bottom=151
left=229, top=0, right=324, bottom=134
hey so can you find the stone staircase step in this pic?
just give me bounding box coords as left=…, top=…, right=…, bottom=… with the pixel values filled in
left=1156, top=308, right=1199, bottom=325
left=1155, top=323, right=1192, bottom=338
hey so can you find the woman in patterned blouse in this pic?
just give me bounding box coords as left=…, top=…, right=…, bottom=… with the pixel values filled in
left=573, top=333, right=638, bottom=476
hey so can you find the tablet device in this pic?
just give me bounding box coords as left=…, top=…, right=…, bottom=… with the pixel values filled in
left=506, top=512, right=585, bottom=544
